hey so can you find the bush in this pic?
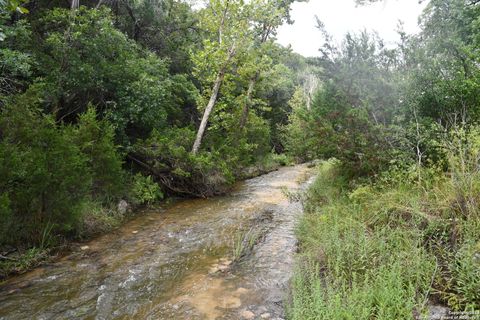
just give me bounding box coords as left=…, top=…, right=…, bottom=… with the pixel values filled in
left=283, top=83, right=404, bottom=177
left=0, top=102, right=91, bottom=245
left=131, top=173, right=163, bottom=205
left=271, top=153, right=292, bottom=166
left=131, top=127, right=235, bottom=197
left=19, top=7, right=194, bottom=144
left=69, top=106, right=124, bottom=200
left=75, top=200, right=124, bottom=238
left=0, top=100, right=126, bottom=246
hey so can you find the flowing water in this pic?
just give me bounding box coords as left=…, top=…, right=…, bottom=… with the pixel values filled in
left=0, top=164, right=315, bottom=320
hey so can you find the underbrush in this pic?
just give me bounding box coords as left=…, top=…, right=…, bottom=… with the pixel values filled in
left=238, top=153, right=293, bottom=180
left=289, top=159, right=480, bottom=319
left=131, top=127, right=290, bottom=197
left=0, top=200, right=122, bottom=279
left=75, top=201, right=126, bottom=239
left=0, top=247, right=50, bottom=280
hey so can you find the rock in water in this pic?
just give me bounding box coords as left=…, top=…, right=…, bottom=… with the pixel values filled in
left=240, top=310, right=255, bottom=320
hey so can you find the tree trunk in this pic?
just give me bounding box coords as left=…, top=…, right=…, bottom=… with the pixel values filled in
left=239, top=74, right=258, bottom=129
left=191, top=70, right=226, bottom=155
left=304, top=73, right=318, bottom=111
left=71, top=0, right=79, bottom=9
left=191, top=44, right=236, bottom=154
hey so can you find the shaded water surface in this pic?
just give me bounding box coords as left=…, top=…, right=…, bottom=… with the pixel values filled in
left=0, top=165, right=314, bottom=320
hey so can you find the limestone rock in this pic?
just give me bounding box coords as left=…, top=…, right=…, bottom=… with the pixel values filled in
left=117, top=200, right=129, bottom=215
left=240, top=310, right=255, bottom=320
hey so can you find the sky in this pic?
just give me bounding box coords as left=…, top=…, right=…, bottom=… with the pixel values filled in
left=276, top=0, right=429, bottom=57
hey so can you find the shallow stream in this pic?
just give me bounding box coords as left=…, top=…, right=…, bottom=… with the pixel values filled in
left=0, top=164, right=314, bottom=320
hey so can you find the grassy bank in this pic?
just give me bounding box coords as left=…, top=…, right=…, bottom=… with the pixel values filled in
left=289, top=160, right=480, bottom=319
left=0, top=201, right=129, bottom=280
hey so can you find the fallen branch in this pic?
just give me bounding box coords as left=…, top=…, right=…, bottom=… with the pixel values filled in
left=0, top=254, right=17, bottom=262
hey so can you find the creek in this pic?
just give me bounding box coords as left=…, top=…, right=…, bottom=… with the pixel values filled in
left=0, top=164, right=315, bottom=320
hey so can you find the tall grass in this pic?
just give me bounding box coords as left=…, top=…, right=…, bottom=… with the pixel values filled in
left=289, top=157, right=480, bottom=319
left=232, top=227, right=263, bottom=262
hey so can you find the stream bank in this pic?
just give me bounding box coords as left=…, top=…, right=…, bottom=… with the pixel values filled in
left=0, top=164, right=314, bottom=320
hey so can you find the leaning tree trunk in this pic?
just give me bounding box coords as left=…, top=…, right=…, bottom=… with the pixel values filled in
left=191, top=70, right=226, bottom=154
left=191, top=45, right=236, bottom=155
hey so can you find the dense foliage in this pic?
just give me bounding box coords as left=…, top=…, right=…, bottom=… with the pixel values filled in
left=283, top=0, right=480, bottom=178
left=0, top=0, right=309, bottom=249
left=1, top=0, right=479, bottom=313
left=290, top=157, right=480, bottom=318
left=284, top=0, right=480, bottom=315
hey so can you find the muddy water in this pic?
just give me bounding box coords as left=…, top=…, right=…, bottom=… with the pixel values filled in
left=0, top=165, right=314, bottom=320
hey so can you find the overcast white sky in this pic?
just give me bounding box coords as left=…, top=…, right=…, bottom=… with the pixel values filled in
left=276, top=0, right=429, bottom=57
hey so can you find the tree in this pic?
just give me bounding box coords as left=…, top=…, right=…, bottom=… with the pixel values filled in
left=238, top=0, right=303, bottom=129
left=191, top=0, right=251, bottom=154
left=404, top=0, right=480, bottom=126
left=283, top=30, right=404, bottom=175
left=0, top=0, right=28, bottom=14
left=99, top=0, right=199, bottom=73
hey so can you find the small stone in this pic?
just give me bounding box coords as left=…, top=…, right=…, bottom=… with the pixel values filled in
left=218, top=264, right=229, bottom=272
left=257, top=306, right=268, bottom=313
left=261, top=313, right=271, bottom=319
left=240, top=310, right=255, bottom=320
left=209, top=264, right=220, bottom=274
left=236, top=287, right=249, bottom=294
left=80, top=246, right=89, bottom=250
left=132, top=231, right=138, bottom=234
left=222, top=297, right=242, bottom=309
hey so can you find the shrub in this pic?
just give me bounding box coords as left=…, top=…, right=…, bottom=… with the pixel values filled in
left=75, top=200, right=124, bottom=238
left=24, top=7, right=192, bottom=144
left=131, top=173, right=163, bottom=205
left=0, top=100, right=126, bottom=246
left=69, top=106, right=124, bottom=200
left=283, top=83, right=404, bottom=177
left=0, top=102, right=91, bottom=245
left=131, top=127, right=235, bottom=197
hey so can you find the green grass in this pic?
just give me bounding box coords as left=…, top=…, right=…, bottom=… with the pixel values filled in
left=288, top=160, right=480, bottom=319
left=0, top=247, right=49, bottom=280
left=0, top=200, right=127, bottom=280
left=232, top=227, right=263, bottom=262
left=76, top=200, right=126, bottom=239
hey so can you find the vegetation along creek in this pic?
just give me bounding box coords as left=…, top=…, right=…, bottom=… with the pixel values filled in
left=0, top=165, right=315, bottom=319
left=1, top=0, right=480, bottom=318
